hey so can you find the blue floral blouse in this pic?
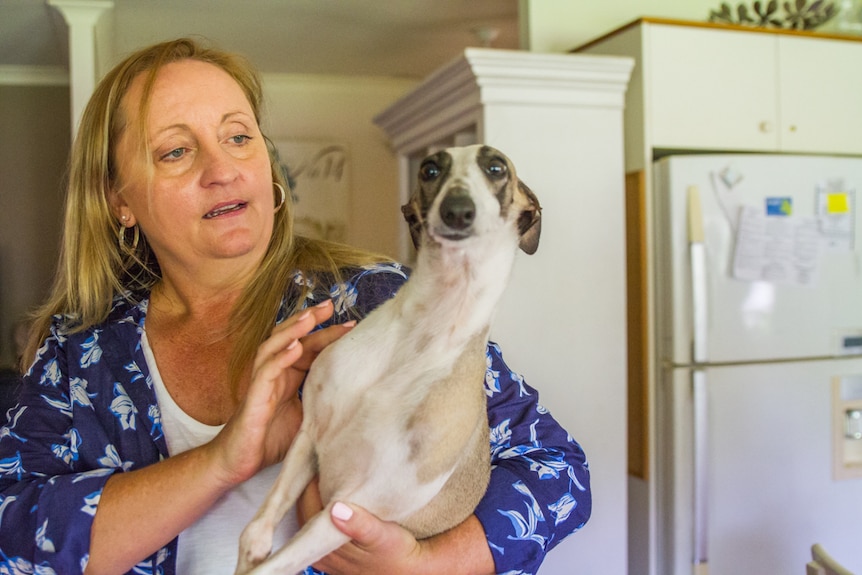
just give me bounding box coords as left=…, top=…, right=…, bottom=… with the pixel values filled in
left=0, top=263, right=591, bottom=575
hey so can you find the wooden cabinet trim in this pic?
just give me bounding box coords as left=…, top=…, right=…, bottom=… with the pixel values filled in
left=626, top=169, right=649, bottom=479
left=572, top=16, right=862, bottom=53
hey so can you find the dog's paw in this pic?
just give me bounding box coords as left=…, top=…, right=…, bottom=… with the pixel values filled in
left=235, top=519, right=275, bottom=574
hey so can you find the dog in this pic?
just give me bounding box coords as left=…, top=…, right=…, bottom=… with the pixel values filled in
left=235, top=144, right=542, bottom=575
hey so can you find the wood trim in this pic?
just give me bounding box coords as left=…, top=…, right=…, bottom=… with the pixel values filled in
left=572, top=16, right=862, bottom=53
left=626, top=170, right=649, bottom=479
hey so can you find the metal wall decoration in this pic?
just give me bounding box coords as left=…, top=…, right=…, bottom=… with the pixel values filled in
left=709, top=0, right=837, bottom=29
left=274, top=141, right=350, bottom=242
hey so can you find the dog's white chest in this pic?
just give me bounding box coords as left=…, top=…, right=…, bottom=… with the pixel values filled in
left=236, top=145, right=541, bottom=575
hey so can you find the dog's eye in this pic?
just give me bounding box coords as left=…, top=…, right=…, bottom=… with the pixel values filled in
left=485, top=159, right=508, bottom=179
left=419, top=162, right=441, bottom=181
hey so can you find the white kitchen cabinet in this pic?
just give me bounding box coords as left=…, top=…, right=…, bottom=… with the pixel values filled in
left=580, top=18, right=862, bottom=164
left=648, top=24, right=780, bottom=152
left=778, top=34, right=862, bottom=154
left=374, top=48, right=633, bottom=575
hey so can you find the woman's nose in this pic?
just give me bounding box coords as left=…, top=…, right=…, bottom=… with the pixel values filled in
left=199, top=144, right=240, bottom=187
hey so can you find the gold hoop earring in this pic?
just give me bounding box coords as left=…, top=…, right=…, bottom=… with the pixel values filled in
left=118, top=219, right=140, bottom=252
left=274, top=182, right=286, bottom=211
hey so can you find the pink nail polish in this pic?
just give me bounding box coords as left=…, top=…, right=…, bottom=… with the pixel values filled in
left=331, top=501, right=353, bottom=521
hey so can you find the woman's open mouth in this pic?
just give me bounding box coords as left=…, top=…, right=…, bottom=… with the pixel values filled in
left=203, top=202, right=247, bottom=219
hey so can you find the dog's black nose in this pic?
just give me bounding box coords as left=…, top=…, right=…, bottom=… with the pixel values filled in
left=440, top=192, right=476, bottom=231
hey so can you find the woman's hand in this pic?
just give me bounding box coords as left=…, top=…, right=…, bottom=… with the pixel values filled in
left=208, top=300, right=354, bottom=487
left=297, top=478, right=496, bottom=575
left=87, top=303, right=354, bottom=575
left=298, top=478, right=425, bottom=575
left=319, top=502, right=428, bottom=575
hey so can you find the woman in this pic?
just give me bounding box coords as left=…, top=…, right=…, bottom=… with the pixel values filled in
left=0, top=38, right=590, bottom=575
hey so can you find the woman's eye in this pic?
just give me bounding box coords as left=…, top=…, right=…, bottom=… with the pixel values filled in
left=160, top=148, right=187, bottom=161
left=229, top=134, right=251, bottom=145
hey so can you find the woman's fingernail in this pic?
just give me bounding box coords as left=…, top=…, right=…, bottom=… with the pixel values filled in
left=331, top=501, right=353, bottom=521
left=286, top=339, right=299, bottom=350
left=341, top=320, right=357, bottom=328
left=315, top=299, right=332, bottom=308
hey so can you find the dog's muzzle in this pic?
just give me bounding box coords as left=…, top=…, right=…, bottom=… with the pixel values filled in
left=438, top=188, right=476, bottom=238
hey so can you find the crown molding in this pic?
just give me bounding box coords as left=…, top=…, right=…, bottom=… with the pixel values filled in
left=0, top=66, right=69, bottom=87
left=375, top=48, right=634, bottom=155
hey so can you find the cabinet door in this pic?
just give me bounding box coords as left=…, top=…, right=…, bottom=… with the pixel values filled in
left=647, top=25, right=779, bottom=151
left=778, top=35, right=862, bottom=155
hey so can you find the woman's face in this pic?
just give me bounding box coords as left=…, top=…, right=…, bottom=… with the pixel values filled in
left=112, top=59, right=275, bottom=281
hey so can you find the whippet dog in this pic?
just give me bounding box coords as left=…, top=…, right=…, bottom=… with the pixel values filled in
left=235, top=144, right=542, bottom=575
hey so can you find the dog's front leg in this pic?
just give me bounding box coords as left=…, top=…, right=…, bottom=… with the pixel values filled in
left=235, top=429, right=316, bottom=574
left=246, top=503, right=351, bottom=575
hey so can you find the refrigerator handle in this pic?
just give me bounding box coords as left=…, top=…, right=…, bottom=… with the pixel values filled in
left=688, top=186, right=708, bottom=363
left=693, top=369, right=709, bottom=572
left=689, top=185, right=710, bottom=573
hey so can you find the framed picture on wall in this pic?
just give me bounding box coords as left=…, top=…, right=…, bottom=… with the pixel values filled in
left=273, top=140, right=349, bottom=242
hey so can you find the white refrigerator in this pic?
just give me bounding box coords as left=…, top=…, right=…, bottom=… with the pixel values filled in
left=651, top=154, right=862, bottom=575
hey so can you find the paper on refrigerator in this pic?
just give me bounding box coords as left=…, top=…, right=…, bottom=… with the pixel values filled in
left=817, top=188, right=855, bottom=251
left=731, top=205, right=821, bottom=286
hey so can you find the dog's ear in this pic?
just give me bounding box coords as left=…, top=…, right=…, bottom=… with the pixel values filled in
left=516, top=180, right=542, bottom=255
left=401, top=197, right=423, bottom=250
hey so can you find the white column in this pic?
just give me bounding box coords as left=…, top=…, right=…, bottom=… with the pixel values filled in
left=48, top=0, right=113, bottom=140
left=375, top=49, right=634, bottom=575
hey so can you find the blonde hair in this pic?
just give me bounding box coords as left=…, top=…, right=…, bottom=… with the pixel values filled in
left=24, top=38, right=387, bottom=385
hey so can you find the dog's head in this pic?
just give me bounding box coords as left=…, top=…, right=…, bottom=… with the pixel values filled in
left=401, top=145, right=542, bottom=255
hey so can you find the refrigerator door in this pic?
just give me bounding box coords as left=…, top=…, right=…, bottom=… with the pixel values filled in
left=654, top=154, right=862, bottom=365
left=659, top=358, right=862, bottom=575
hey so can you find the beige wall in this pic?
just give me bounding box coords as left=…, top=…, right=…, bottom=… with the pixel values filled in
left=261, top=74, right=416, bottom=260
left=520, top=0, right=720, bottom=52
left=0, top=85, right=69, bottom=369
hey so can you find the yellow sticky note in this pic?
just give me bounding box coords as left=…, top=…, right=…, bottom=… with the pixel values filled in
left=826, top=192, right=850, bottom=214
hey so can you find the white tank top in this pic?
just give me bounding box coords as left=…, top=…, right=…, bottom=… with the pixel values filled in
left=142, top=332, right=299, bottom=574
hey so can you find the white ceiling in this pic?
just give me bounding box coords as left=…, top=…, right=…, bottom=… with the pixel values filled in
left=1, top=0, right=520, bottom=78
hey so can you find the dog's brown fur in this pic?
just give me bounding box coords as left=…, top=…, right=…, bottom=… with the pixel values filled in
left=235, top=145, right=541, bottom=575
